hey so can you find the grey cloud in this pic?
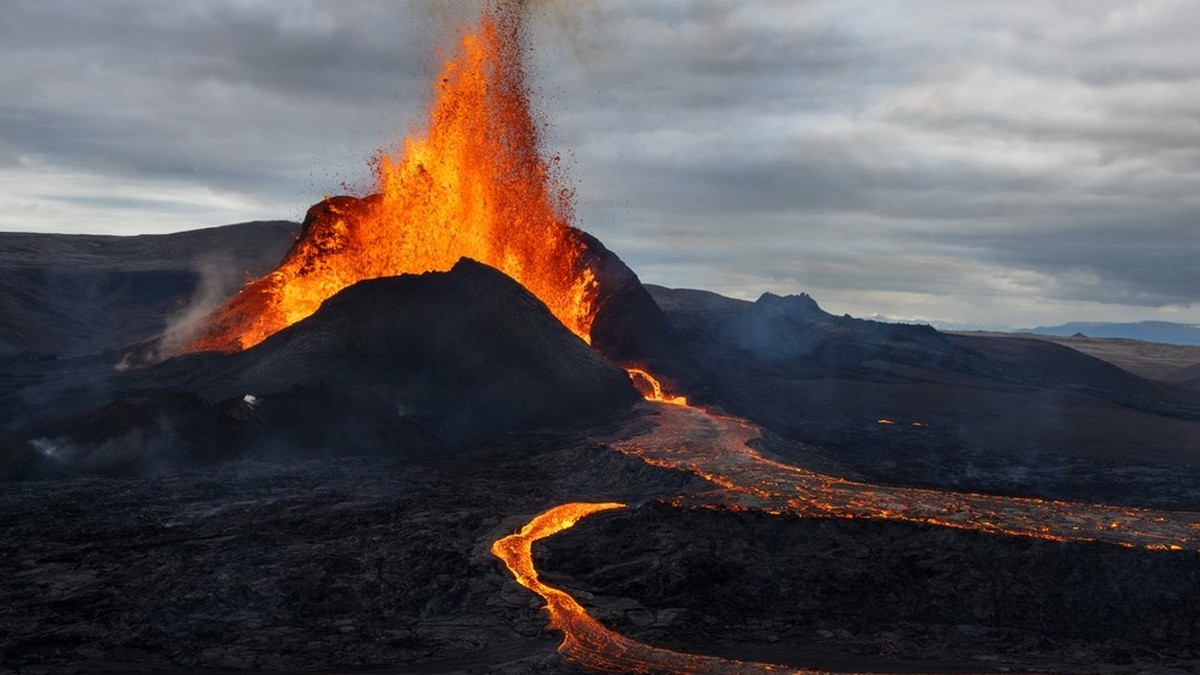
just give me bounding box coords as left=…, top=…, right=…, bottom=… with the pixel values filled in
left=1, top=0, right=436, bottom=212
left=550, top=1, right=1200, bottom=324
left=2, top=0, right=1198, bottom=326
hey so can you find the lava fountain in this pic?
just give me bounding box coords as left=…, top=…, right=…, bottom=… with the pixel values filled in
left=186, top=2, right=598, bottom=353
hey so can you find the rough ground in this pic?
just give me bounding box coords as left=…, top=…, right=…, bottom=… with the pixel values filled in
left=0, top=222, right=296, bottom=357
left=0, top=418, right=699, bottom=675
left=5, top=223, right=1200, bottom=674
left=540, top=502, right=1200, bottom=674
left=5, top=409, right=1199, bottom=675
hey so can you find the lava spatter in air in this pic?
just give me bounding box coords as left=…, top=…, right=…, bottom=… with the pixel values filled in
left=187, top=3, right=598, bottom=353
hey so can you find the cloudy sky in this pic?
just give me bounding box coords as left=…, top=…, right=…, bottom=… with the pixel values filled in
left=3, top=1, right=1198, bottom=328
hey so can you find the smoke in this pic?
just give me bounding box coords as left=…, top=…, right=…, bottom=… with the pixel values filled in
left=5, top=409, right=199, bottom=481
left=414, top=0, right=608, bottom=65
left=521, top=0, right=608, bottom=65
left=134, top=256, right=246, bottom=365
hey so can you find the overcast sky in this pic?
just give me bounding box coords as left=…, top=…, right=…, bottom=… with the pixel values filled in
left=2, top=0, right=1198, bottom=328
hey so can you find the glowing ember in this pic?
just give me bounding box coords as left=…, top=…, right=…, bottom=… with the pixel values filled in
left=187, top=3, right=598, bottom=353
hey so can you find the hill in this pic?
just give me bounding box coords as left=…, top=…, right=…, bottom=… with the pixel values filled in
left=1, top=259, right=638, bottom=479
left=648, top=285, right=1200, bottom=502
left=1027, top=320, right=1200, bottom=346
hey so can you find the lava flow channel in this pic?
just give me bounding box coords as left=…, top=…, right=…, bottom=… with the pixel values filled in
left=491, top=502, right=835, bottom=674
left=491, top=402, right=1199, bottom=674
left=615, top=403, right=1200, bottom=552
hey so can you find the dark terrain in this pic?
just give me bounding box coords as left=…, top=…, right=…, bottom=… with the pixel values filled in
left=647, top=284, right=1200, bottom=506
left=1, top=259, right=637, bottom=480
left=959, top=331, right=1200, bottom=389
left=540, top=502, right=1200, bottom=674
left=0, top=223, right=296, bottom=357
left=2, top=219, right=1199, bottom=673
left=0, top=416, right=703, bottom=675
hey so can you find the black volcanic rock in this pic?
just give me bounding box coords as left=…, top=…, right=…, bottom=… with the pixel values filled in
left=0, top=393, right=241, bottom=481
left=1, top=259, right=639, bottom=479
left=651, top=286, right=960, bottom=379
left=170, top=257, right=640, bottom=436
left=576, top=229, right=703, bottom=398
left=647, top=284, right=1200, bottom=491
left=541, top=503, right=1200, bottom=672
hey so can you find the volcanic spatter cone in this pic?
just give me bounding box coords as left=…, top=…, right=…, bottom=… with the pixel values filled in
left=192, top=195, right=677, bottom=367
left=2, top=259, right=642, bottom=479
left=179, top=2, right=685, bottom=392
left=178, top=258, right=641, bottom=434
left=186, top=5, right=598, bottom=355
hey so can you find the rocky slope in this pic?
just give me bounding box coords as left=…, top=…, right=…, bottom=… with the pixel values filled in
left=1, top=259, right=638, bottom=480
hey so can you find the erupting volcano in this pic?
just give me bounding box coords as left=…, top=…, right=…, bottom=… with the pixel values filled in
left=5, top=2, right=1200, bottom=674
left=187, top=3, right=598, bottom=353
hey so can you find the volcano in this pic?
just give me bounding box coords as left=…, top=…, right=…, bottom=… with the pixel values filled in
left=183, top=5, right=606, bottom=354
left=1, top=257, right=639, bottom=480
left=3, top=2, right=1200, bottom=674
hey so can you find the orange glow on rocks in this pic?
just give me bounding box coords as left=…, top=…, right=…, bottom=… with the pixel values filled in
left=187, top=4, right=597, bottom=353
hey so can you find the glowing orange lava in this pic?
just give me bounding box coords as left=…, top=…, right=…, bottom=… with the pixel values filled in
left=615, top=403, right=1200, bottom=552
left=187, top=4, right=598, bottom=353
left=626, top=367, right=688, bottom=406
left=492, top=502, right=830, bottom=674
left=490, top=403, right=1199, bottom=673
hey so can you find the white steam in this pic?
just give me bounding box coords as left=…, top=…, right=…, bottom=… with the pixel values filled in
left=116, top=255, right=249, bottom=368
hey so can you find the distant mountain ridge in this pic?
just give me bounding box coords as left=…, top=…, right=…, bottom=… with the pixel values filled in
left=0, top=221, right=298, bottom=356
left=1025, top=321, right=1200, bottom=346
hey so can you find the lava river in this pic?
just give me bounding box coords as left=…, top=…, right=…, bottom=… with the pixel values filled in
left=492, top=400, right=1200, bottom=673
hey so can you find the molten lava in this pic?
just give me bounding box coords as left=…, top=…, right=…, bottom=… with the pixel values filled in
left=626, top=367, right=688, bottom=406
left=163, top=1, right=1200, bottom=669
left=188, top=3, right=598, bottom=352
left=615, top=403, right=1200, bottom=552
left=491, top=403, right=1200, bottom=673
left=492, top=502, right=825, bottom=674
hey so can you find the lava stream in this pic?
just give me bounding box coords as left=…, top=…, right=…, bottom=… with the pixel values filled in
left=626, top=368, right=688, bottom=406
left=491, top=502, right=835, bottom=674
left=492, top=402, right=1199, bottom=675
left=615, top=403, right=1200, bottom=551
